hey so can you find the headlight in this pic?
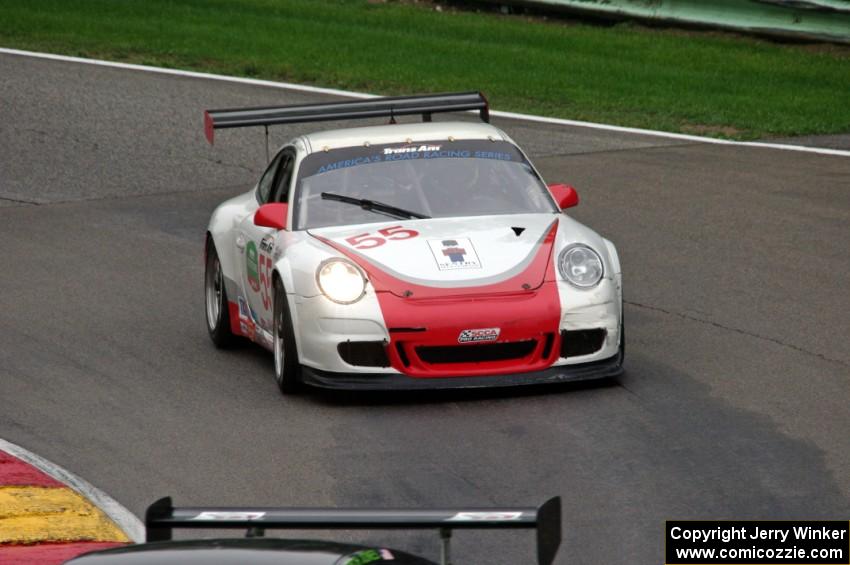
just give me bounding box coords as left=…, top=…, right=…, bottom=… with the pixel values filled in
left=316, top=259, right=366, bottom=304
left=558, top=244, right=604, bottom=288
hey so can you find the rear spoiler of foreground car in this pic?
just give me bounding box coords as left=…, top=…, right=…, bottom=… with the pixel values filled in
left=145, top=495, right=561, bottom=565
left=203, top=91, right=490, bottom=145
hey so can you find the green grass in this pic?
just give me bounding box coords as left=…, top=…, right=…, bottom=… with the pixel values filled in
left=1, top=0, right=848, bottom=139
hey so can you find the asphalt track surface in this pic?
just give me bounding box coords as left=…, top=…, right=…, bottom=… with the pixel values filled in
left=1, top=53, right=849, bottom=564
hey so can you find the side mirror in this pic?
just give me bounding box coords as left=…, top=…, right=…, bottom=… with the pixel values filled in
left=547, top=184, right=579, bottom=210
left=254, top=203, right=288, bottom=230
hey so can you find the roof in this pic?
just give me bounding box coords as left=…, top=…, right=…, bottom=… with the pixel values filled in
left=300, top=121, right=507, bottom=153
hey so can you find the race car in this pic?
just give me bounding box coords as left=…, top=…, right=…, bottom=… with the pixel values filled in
left=203, top=92, right=623, bottom=393
left=67, top=496, right=562, bottom=565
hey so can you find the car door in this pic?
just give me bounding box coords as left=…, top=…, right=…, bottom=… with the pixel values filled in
left=238, top=148, right=295, bottom=338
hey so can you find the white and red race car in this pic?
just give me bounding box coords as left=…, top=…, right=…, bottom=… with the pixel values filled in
left=203, top=93, right=623, bottom=393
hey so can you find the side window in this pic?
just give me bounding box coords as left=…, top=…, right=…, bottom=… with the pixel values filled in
left=271, top=150, right=296, bottom=203
left=256, top=152, right=283, bottom=204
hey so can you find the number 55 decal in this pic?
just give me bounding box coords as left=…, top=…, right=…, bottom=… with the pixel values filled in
left=345, top=225, right=419, bottom=249
left=258, top=254, right=273, bottom=311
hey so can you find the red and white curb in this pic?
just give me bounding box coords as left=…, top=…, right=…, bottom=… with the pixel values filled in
left=0, top=439, right=143, bottom=564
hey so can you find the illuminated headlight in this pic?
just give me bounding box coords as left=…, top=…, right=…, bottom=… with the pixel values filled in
left=316, top=259, right=366, bottom=304
left=558, top=244, right=604, bottom=288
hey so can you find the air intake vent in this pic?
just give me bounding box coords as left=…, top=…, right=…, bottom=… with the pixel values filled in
left=560, top=329, right=606, bottom=358
left=416, top=340, right=536, bottom=364
left=338, top=341, right=390, bottom=367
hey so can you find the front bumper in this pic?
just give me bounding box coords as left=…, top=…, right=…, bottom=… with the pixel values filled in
left=300, top=351, right=623, bottom=390
left=292, top=277, right=622, bottom=376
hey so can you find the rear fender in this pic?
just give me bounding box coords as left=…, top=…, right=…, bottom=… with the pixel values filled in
left=207, top=190, right=258, bottom=295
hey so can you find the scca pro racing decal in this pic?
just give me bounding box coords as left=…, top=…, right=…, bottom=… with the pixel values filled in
left=246, top=241, right=260, bottom=292
left=458, top=328, right=500, bottom=343
left=428, top=237, right=481, bottom=270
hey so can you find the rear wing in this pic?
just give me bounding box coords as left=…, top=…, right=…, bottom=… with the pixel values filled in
left=145, top=495, right=560, bottom=565
left=203, top=91, right=490, bottom=145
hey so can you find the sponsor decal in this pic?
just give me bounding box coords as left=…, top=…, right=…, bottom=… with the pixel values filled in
left=318, top=155, right=381, bottom=174
left=309, top=147, right=515, bottom=176
left=344, top=549, right=385, bottom=565
left=191, top=511, right=266, bottom=521
left=259, top=235, right=275, bottom=253
left=383, top=144, right=441, bottom=155
left=237, top=297, right=250, bottom=320
left=446, top=511, right=524, bottom=521
left=427, top=238, right=481, bottom=270
left=383, top=149, right=469, bottom=162
left=472, top=150, right=512, bottom=161
left=246, top=241, right=260, bottom=292
left=458, top=328, right=500, bottom=344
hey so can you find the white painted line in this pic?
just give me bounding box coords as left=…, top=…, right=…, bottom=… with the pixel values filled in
left=0, top=438, right=145, bottom=543
left=492, top=109, right=850, bottom=157
left=0, top=47, right=379, bottom=100
left=1, top=47, right=848, bottom=158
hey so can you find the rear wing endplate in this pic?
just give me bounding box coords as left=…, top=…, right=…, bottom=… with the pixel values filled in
left=203, top=91, right=490, bottom=144
left=145, top=495, right=560, bottom=565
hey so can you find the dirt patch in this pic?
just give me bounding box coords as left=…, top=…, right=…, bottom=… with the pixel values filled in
left=681, top=124, right=746, bottom=138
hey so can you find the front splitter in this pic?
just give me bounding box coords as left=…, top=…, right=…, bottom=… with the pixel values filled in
left=300, top=353, right=623, bottom=391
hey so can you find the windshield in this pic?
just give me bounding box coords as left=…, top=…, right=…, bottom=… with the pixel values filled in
left=293, top=139, right=556, bottom=229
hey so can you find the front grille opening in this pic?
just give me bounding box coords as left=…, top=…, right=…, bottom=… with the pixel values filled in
left=416, top=340, right=536, bottom=365
left=338, top=341, right=390, bottom=367
left=560, top=329, right=607, bottom=358
left=395, top=341, right=411, bottom=367
left=541, top=333, right=555, bottom=359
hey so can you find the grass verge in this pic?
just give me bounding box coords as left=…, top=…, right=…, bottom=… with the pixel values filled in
left=1, top=0, right=848, bottom=139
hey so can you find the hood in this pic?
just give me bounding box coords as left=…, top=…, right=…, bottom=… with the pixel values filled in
left=308, top=214, right=559, bottom=298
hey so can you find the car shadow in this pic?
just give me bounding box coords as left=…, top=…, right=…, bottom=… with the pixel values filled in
left=307, top=374, right=622, bottom=407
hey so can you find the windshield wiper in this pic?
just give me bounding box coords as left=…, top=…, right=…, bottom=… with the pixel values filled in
left=321, top=192, right=430, bottom=220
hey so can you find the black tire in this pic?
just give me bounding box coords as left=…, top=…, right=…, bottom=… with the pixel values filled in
left=618, top=319, right=626, bottom=364
left=273, top=277, right=302, bottom=394
left=205, top=238, right=237, bottom=348
left=617, top=298, right=625, bottom=366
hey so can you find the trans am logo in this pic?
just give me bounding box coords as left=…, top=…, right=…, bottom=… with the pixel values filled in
left=383, top=144, right=441, bottom=155
left=458, top=328, right=500, bottom=344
